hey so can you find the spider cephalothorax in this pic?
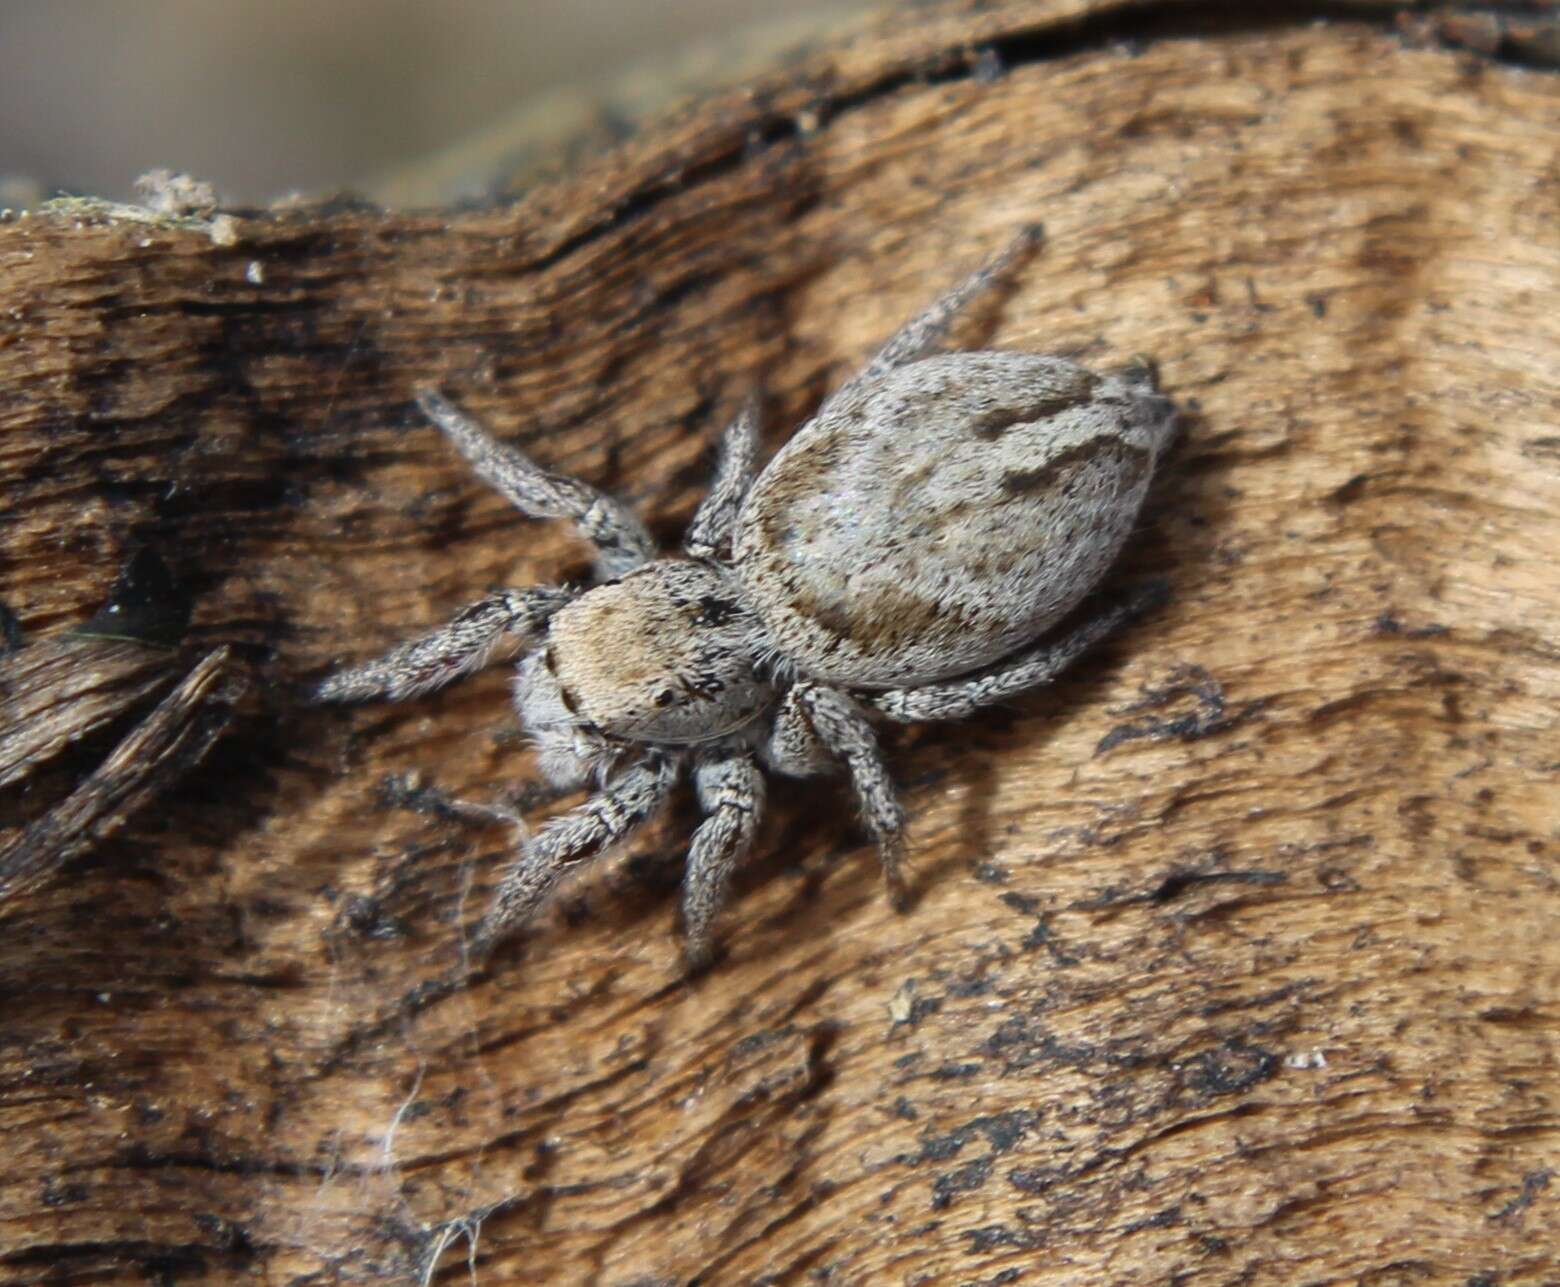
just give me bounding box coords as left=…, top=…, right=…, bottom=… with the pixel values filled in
left=316, top=228, right=1176, bottom=968
left=515, top=561, right=774, bottom=786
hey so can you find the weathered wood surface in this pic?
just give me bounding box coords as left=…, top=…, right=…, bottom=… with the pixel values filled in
left=3, top=2, right=1559, bottom=1282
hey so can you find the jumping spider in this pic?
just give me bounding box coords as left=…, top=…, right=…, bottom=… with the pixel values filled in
left=317, top=227, right=1177, bottom=969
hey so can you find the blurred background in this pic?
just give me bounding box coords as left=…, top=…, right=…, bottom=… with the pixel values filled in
left=0, top=0, right=862, bottom=208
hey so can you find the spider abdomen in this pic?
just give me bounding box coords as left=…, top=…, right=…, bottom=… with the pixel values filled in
left=731, top=352, right=1175, bottom=689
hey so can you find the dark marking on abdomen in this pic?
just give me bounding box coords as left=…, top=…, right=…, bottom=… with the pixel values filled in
left=969, top=375, right=1101, bottom=440
left=1001, top=436, right=1149, bottom=497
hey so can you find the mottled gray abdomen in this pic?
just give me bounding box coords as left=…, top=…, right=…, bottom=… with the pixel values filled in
left=732, top=352, right=1175, bottom=688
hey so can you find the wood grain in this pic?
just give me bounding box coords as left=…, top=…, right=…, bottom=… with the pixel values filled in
left=2, top=2, right=1558, bottom=1282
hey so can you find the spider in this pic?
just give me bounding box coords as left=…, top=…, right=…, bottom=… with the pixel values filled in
left=316, top=227, right=1176, bottom=968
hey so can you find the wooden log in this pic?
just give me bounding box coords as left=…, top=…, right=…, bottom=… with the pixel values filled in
left=2, top=2, right=1557, bottom=1281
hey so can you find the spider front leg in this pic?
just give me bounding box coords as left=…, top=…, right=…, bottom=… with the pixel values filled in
left=681, top=750, right=764, bottom=970
left=418, top=390, right=657, bottom=578
left=472, top=752, right=681, bottom=956
left=864, top=580, right=1169, bottom=723
left=314, top=585, right=573, bottom=703
left=683, top=397, right=760, bottom=561
left=766, top=684, right=908, bottom=908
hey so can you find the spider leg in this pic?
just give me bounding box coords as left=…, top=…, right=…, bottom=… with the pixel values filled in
left=314, top=586, right=573, bottom=703
left=473, top=752, right=681, bottom=955
left=767, top=684, right=908, bottom=908
left=681, top=750, right=764, bottom=970
left=683, top=397, right=760, bottom=560
left=866, top=580, right=1168, bottom=723
left=849, top=224, right=1043, bottom=385
left=418, top=390, right=657, bottom=578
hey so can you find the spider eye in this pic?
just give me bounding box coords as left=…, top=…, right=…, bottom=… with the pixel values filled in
left=654, top=688, right=678, bottom=707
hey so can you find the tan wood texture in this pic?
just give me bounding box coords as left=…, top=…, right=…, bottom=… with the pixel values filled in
left=2, top=3, right=1558, bottom=1282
